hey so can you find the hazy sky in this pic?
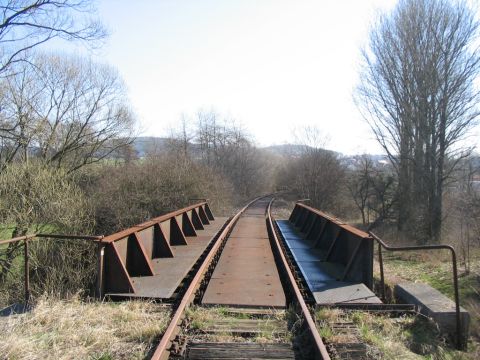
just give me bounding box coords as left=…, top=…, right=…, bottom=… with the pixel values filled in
left=90, top=0, right=401, bottom=154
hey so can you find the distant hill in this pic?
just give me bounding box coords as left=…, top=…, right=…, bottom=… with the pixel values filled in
left=131, top=137, right=389, bottom=166
left=263, top=144, right=349, bottom=160
left=132, top=137, right=169, bottom=157
left=262, top=144, right=309, bottom=157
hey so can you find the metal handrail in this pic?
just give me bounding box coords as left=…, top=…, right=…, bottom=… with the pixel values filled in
left=0, top=233, right=103, bottom=303
left=369, top=231, right=462, bottom=350
left=0, top=233, right=103, bottom=245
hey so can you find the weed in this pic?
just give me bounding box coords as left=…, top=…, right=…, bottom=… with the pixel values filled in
left=185, top=306, right=289, bottom=343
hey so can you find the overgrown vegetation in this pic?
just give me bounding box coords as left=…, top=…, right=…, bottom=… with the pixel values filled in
left=84, top=154, right=234, bottom=234
left=0, top=162, right=95, bottom=305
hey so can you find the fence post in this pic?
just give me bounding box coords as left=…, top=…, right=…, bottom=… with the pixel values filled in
left=378, top=242, right=385, bottom=301
left=97, top=242, right=105, bottom=299
left=24, top=239, right=30, bottom=304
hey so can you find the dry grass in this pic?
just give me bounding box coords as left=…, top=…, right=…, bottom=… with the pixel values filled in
left=0, top=295, right=170, bottom=360
left=271, top=199, right=295, bottom=219
left=353, top=310, right=480, bottom=360
left=316, top=308, right=479, bottom=360
left=352, top=311, right=437, bottom=359
left=271, top=193, right=298, bottom=220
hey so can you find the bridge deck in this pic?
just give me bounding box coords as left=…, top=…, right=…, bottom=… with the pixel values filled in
left=202, top=199, right=286, bottom=308
left=276, top=220, right=381, bottom=304
left=115, top=217, right=228, bottom=298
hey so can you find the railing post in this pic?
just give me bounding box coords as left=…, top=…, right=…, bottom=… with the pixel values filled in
left=378, top=242, right=385, bottom=301
left=97, top=242, right=105, bottom=299
left=450, top=248, right=462, bottom=350
left=24, top=239, right=30, bottom=304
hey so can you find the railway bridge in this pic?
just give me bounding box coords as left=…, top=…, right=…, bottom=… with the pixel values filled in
left=2, top=195, right=467, bottom=359
left=94, top=195, right=465, bottom=359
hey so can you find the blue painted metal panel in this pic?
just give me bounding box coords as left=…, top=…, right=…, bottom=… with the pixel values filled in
left=276, top=219, right=381, bottom=304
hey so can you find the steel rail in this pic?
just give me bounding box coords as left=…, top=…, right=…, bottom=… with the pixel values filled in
left=369, top=231, right=463, bottom=350
left=267, top=199, right=331, bottom=360
left=101, top=201, right=208, bottom=244
left=150, top=196, right=263, bottom=360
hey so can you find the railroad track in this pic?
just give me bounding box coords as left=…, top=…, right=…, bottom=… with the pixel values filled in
left=150, top=196, right=331, bottom=360
left=2, top=194, right=463, bottom=357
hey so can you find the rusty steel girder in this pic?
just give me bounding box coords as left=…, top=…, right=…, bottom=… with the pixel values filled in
left=97, top=202, right=215, bottom=297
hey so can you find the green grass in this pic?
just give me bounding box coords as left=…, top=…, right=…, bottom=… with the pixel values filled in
left=380, top=252, right=480, bottom=306
left=0, top=223, right=61, bottom=241
left=0, top=225, right=15, bottom=239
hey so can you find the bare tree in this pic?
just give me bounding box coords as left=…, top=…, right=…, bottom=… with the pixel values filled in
left=356, top=0, right=480, bottom=243
left=283, top=127, right=346, bottom=212
left=0, top=52, right=135, bottom=172
left=193, top=110, right=267, bottom=199
left=451, top=156, right=480, bottom=273
left=367, top=165, right=397, bottom=229
left=166, top=114, right=193, bottom=162
left=0, top=0, right=106, bottom=75
left=348, top=155, right=374, bottom=226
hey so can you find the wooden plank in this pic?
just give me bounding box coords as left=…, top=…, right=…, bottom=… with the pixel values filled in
left=186, top=342, right=295, bottom=359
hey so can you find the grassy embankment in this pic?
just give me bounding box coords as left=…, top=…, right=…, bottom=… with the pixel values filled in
left=1, top=224, right=170, bottom=359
